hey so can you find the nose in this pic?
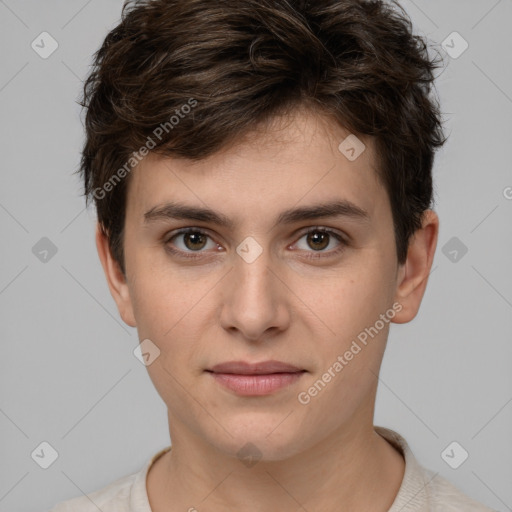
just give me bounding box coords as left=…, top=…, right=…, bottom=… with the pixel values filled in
left=219, top=241, right=291, bottom=342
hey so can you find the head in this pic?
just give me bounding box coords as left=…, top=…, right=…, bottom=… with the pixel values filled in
left=82, top=0, right=446, bottom=460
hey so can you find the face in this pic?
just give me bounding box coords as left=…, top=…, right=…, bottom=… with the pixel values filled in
left=98, top=107, right=436, bottom=461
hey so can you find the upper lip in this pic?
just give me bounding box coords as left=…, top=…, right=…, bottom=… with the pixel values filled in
left=207, top=360, right=305, bottom=375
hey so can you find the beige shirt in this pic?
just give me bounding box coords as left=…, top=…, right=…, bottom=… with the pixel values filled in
left=50, top=426, right=495, bottom=511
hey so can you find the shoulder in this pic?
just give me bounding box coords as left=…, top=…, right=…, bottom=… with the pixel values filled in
left=49, top=446, right=172, bottom=512
left=426, top=470, right=496, bottom=512
left=49, top=471, right=136, bottom=512
left=49, top=446, right=171, bottom=512
left=374, top=426, right=496, bottom=512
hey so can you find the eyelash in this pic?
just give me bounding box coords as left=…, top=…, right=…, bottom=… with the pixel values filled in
left=163, top=227, right=348, bottom=261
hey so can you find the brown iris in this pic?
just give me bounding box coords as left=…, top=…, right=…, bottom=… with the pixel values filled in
left=183, top=232, right=208, bottom=251
left=306, top=230, right=330, bottom=251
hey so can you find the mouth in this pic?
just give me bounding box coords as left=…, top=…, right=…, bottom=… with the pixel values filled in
left=205, top=360, right=307, bottom=395
left=206, top=360, right=305, bottom=375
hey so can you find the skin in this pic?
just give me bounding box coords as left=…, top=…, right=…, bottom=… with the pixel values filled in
left=96, top=107, right=438, bottom=512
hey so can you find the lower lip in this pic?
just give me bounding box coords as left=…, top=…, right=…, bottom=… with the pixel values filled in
left=208, top=371, right=305, bottom=395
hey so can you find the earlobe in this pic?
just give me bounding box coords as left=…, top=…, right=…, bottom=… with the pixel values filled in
left=95, top=224, right=137, bottom=328
left=391, top=210, right=439, bottom=324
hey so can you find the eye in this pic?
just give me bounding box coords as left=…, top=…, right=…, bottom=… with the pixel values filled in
left=165, top=228, right=219, bottom=258
left=293, top=227, right=346, bottom=258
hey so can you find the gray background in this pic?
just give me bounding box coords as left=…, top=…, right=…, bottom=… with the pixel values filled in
left=0, top=1, right=511, bottom=511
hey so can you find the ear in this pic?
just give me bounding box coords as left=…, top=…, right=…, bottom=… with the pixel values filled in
left=95, top=223, right=137, bottom=328
left=391, top=209, right=439, bottom=324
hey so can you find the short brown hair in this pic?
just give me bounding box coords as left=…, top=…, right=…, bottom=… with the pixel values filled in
left=78, top=0, right=447, bottom=275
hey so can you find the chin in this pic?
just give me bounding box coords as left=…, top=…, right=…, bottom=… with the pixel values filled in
left=209, top=423, right=306, bottom=463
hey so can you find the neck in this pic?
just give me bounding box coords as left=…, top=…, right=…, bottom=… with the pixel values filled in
left=147, top=415, right=405, bottom=512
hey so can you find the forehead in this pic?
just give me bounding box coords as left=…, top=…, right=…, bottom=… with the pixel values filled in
left=125, top=108, right=386, bottom=226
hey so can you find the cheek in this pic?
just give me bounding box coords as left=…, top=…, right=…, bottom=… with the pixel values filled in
left=316, top=268, right=393, bottom=337
left=127, top=240, right=181, bottom=328
left=303, top=274, right=391, bottom=411
left=127, top=262, right=184, bottom=345
left=303, top=264, right=394, bottom=398
left=128, top=262, right=214, bottom=364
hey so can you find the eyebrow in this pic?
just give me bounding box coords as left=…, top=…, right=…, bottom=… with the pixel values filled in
left=143, top=199, right=370, bottom=229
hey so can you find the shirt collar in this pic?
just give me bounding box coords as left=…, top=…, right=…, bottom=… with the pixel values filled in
left=375, top=426, right=434, bottom=511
